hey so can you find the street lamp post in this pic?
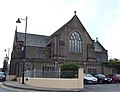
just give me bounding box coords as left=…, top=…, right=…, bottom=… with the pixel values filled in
left=83, top=63, right=86, bottom=73
left=54, top=61, right=57, bottom=77
left=4, top=48, right=10, bottom=75
left=16, top=16, right=28, bottom=84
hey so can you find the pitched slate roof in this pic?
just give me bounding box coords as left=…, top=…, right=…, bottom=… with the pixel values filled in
left=15, top=14, right=107, bottom=52
left=16, top=32, right=50, bottom=47
left=94, top=41, right=106, bottom=52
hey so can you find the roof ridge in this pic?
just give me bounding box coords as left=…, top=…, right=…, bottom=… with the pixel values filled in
left=17, top=32, right=50, bottom=37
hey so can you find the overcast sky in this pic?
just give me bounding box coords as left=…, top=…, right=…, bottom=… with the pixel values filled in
left=0, top=0, right=120, bottom=68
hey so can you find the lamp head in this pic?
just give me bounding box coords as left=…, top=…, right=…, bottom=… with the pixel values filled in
left=16, top=18, right=21, bottom=23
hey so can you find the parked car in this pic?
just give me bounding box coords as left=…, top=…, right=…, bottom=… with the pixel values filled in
left=106, top=74, right=120, bottom=83
left=84, top=74, right=98, bottom=84
left=0, top=72, right=6, bottom=81
left=92, top=74, right=112, bottom=84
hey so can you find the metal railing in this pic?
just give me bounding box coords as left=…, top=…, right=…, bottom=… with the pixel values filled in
left=24, top=70, right=78, bottom=78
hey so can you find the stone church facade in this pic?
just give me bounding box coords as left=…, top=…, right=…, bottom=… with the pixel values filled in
left=9, top=13, right=108, bottom=77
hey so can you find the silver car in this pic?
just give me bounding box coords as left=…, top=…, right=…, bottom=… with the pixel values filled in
left=84, top=74, right=98, bottom=84
left=0, top=72, right=6, bottom=81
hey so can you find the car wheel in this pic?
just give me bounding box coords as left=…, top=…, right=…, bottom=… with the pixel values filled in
left=112, top=80, right=115, bottom=83
left=99, top=80, right=103, bottom=84
left=84, top=80, right=87, bottom=84
left=84, top=79, right=89, bottom=84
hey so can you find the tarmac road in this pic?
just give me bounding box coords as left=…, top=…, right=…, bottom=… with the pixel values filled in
left=84, top=83, right=120, bottom=92
left=3, top=81, right=120, bottom=92
left=0, top=82, right=44, bottom=92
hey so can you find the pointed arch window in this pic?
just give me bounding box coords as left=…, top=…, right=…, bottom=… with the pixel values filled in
left=36, top=50, right=45, bottom=59
left=70, top=31, right=83, bottom=53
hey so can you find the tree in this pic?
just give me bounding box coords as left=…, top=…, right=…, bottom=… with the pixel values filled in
left=60, top=63, right=80, bottom=78
left=102, top=59, right=120, bottom=73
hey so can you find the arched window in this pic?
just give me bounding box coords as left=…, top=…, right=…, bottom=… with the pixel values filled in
left=36, top=50, right=44, bottom=59
left=96, top=55, right=101, bottom=62
left=70, top=31, right=82, bottom=53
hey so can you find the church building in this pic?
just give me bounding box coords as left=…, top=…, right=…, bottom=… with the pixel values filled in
left=9, top=12, right=108, bottom=77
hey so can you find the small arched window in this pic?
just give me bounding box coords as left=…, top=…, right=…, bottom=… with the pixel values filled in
left=70, top=31, right=82, bottom=53
left=36, top=50, right=44, bottom=59
left=96, top=55, right=101, bottom=62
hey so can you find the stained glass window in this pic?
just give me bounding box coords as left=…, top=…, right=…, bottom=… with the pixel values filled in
left=70, top=31, right=82, bottom=53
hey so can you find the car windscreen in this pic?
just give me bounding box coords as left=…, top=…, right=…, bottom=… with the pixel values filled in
left=97, top=74, right=106, bottom=77
left=116, top=74, right=120, bottom=77
left=84, top=74, right=93, bottom=77
left=0, top=72, right=4, bottom=75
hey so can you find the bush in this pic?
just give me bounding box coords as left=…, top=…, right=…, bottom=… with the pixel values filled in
left=60, top=63, right=80, bottom=78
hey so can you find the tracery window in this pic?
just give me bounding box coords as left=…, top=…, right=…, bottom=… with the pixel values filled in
left=36, top=50, right=44, bottom=59
left=70, top=31, right=82, bottom=53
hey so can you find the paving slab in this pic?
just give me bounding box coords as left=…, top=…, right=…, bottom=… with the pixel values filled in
left=3, top=81, right=83, bottom=92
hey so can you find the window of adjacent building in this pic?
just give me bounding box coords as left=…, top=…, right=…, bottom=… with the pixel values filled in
left=70, top=31, right=82, bottom=53
left=42, top=66, right=54, bottom=72
left=36, top=50, right=44, bottom=59
left=88, top=68, right=97, bottom=74
left=112, top=68, right=117, bottom=73
left=96, top=55, right=101, bottom=62
left=42, top=66, right=55, bottom=77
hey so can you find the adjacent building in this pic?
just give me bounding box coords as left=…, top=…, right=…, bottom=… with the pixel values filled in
left=9, top=12, right=108, bottom=77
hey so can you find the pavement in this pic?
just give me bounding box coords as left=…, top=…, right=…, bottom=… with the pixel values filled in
left=3, top=81, right=84, bottom=92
